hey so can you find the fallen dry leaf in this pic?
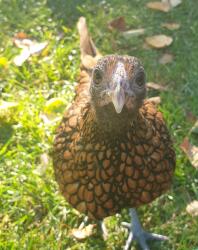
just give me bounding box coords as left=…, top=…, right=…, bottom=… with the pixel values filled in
left=159, top=53, right=174, bottom=64
left=186, top=201, right=198, bottom=217
left=70, top=224, right=96, bottom=240
left=122, top=28, right=145, bottom=38
left=162, top=22, right=180, bottom=30
left=169, top=0, right=182, bottom=7
left=148, top=96, right=161, bottom=105
left=14, top=38, right=33, bottom=49
left=29, top=41, right=48, bottom=54
left=108, top=16, right=126, bottom=31
left=145, top=35, right=173, bottom=49
left=146, top=1, right=171, bottom=12
left=1, top=214, right=10, bottom=227
left=162, top=0, right=182, bottom=8
left=34, top=153, right=50, bottom=175
left=39, top=113, right=52, bottom=125
left=180, top=137, right=198, bottom=169
left=0, top=100, right=18, bottom=110
left=0, top=100, right=19, bottom=121
left=147, top=82, right=168, bottom=91
left=13, top=48, right=31, bottom=66
left=40, top=153, right=49, bottom=170
left=190, top=120, right=198, bottom=135
left=13, top=37, right=48, bottom=66
left=14, top=32, right=28, bottom=39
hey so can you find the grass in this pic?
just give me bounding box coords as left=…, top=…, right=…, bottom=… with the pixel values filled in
left=0, top=0, right=198, bottom=249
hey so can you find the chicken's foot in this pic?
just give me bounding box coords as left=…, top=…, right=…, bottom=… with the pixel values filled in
left=122, top=208, right=168, bottom=250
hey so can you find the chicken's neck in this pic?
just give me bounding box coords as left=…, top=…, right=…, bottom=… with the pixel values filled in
left=81, top=103, right=141, bottom=141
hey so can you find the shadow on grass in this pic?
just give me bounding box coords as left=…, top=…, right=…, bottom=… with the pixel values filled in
left=0, top=122, right=14, bottom=146
left=47, top=0, right=84, bottom=26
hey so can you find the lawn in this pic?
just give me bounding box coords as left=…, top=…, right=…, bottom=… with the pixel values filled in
left=0, top=0, right=198, bottom=249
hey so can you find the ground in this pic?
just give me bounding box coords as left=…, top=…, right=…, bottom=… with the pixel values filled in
left=0, top=0, right=198, bottom=249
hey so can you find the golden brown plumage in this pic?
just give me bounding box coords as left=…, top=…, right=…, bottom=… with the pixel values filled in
left=53, top=95, right=175, bottom=220
left=52, top=17, right=176, bottom=249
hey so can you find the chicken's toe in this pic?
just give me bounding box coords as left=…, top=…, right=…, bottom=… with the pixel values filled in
left=122, top=208, right=168, bottom=250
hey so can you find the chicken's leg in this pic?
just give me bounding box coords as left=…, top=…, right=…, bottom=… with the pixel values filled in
left=122, top=208, right=168, bottom=250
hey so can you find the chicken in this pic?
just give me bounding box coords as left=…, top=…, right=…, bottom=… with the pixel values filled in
left=53, top=17, right=176, bottom=250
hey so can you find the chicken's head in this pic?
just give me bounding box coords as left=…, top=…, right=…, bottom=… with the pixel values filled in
left=90, top=55, right=146, bottom=115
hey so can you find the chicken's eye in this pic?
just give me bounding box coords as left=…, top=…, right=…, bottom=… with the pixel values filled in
left=135, top=72, right=145, bottom=87
left=94, top=69, right=102, bottom=85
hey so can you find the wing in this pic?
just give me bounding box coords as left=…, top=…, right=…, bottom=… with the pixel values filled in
left=52, top=17, right=102, bottom=218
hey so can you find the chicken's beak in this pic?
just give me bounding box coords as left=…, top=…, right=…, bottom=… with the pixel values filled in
left=111, top=82, right=125, bottom=113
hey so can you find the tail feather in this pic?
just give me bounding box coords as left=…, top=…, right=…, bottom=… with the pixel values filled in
left=74, top=17, right=102, bottom=102
left=77, top=17, right=101, bottom=70
left=77, top=16, right=97, bottom=57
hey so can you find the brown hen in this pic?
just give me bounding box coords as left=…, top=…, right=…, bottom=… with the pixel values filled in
left=53, top=17, right=176, bottom=250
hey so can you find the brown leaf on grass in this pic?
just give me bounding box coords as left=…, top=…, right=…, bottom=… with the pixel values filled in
left=108, top=16, right=126, bottom=31
left=162, top=22, right=180, bottom=30
left=145, top=35, right=173, bottom=49
left=180, top=137, right=198, bottom=169
left=159, top=53, right=174, bottom=64
left=147, top=82, right=168, bottom=91
left=148, top=96, right=161, bottom=105
left=13, top=36, right=48, bottom=66
left=70, top=224, right=96, bottom=240
left=146, top=2, right=171, bottom=12
left=186, top=201, right=198, bottom=217
left=14, top=32, right=29, bottom=39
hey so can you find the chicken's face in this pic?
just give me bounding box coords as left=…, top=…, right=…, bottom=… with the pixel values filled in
left=90, top=55, right=146, bottom=115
